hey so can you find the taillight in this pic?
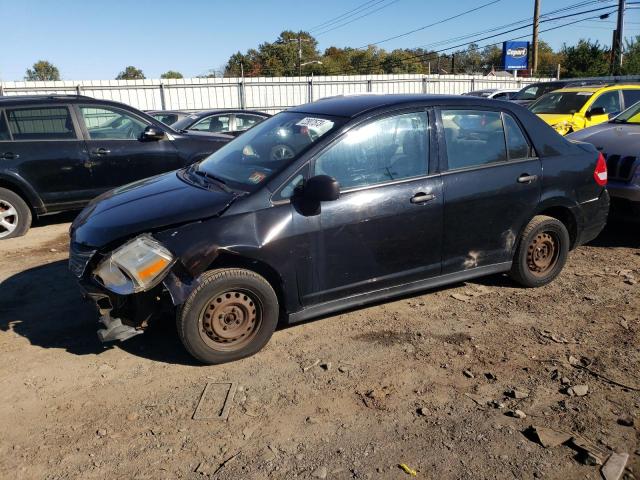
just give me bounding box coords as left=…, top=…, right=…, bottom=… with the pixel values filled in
left=594, top=152, right=607, bottom=186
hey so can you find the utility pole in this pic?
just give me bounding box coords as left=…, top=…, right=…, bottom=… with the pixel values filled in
left=298, top=37, right=302, bottom=76
left=532, top=0, right=541, bottom=74
left=612, top=0, right=626, bottom=74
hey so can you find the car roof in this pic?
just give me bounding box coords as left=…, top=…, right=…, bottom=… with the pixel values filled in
left=0, top=94, right=139, bottom=110
left=554, top=84, right=640, bottom=93
left=289, top=94, right=514, bottom=118
left=187, top=109, right=270, bottom=117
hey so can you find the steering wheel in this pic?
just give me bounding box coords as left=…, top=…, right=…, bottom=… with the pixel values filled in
left=270, top=144, right=295, bottom=162
left=127, top=127, right=136, bottom=139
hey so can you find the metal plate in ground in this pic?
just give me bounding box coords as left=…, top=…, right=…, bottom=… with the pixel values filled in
left=192, top=382, right=237, bottom=421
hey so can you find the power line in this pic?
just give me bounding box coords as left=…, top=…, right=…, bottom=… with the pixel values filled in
left=314, top=0, right=401, bottom=36
left=316, top=8, right=617, bottom=76
left=355, top=0, right=502, bottom=49
left=308, top=0, right=379, bottom=32
left=414, top=2, right=617, bottom=51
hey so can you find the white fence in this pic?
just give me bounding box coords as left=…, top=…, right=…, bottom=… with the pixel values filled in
left=0, top=74, right=553, bottom=113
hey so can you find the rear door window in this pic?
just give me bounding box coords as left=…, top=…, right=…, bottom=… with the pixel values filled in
left=191, top=115, right=230, bottom=133
left=235, top=114, right=264, bottom=132
left=6, top=106, right=76, bottom=140
left=441, top=110, right=507, bottom=170
left=623, top=90, right=640, bottom=109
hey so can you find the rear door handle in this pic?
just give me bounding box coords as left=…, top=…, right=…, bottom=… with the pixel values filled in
left=518, top=174, right=538, bottom=184
left=83, top=159, right=100, bottom=169
left=410, top=192, right=435, bottom=204
left=92, top=148, right=111, bottom=156
left=1, top=152, right=19, bottom=160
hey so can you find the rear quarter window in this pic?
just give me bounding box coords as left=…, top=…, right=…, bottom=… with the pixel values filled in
left=0, top=112, right=10, bottom=141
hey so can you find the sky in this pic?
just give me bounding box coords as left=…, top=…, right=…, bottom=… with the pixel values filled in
left=0, top=0, right=638, bottom=81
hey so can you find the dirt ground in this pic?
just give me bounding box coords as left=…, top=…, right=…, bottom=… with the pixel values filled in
left=0, top=213, right=638, bottom=480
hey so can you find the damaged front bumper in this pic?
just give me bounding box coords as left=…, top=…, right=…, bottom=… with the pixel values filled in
left=70, top=240, right=198, bottom=344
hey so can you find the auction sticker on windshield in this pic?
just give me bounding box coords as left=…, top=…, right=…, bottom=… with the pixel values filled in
left=296, top=117, right=332, bottom=128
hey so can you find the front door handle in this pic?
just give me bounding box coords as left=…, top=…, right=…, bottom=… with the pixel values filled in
left=1, top=152, right=19, bottom=160
left=517, top=174, right=538, bottom=184
left=92, top=148, right=111, bottom=156
left=410, top=192, right=435, bottom=204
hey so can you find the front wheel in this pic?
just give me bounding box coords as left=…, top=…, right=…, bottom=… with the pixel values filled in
left=177, top=268, right=279, bottom=364
left=509, top=215, right=570, bottom=288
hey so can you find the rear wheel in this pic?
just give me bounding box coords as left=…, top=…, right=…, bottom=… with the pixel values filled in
left=510, top=215, right=569, bottom=288
left=0, top=188, right=31, bottom=239
left=177, top=268, right=279, bottom=364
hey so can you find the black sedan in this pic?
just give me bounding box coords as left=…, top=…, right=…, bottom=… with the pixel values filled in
left=70, top=94, right=609, bottom=364
left=171, top=109, right=271, bottom=136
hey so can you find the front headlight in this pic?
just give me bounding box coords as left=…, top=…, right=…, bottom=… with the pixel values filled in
left=552, top=122, right=573, bottom=136
left=94, top=235, right=174, bottom=295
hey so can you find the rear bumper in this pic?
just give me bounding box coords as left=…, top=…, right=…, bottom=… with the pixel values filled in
left=576, top=189, right=609, bottom=246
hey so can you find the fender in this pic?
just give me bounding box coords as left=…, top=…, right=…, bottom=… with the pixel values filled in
left=0, top=171, right=45, bottom=214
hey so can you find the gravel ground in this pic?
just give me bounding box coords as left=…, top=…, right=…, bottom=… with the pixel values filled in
left=0, top=214, right=638, bottom=480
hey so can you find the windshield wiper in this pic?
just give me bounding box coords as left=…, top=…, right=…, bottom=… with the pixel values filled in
left=185, top=164, right=233, bottom=193
left=194, top=170, right=233, bottom=193
left=610, top=118, right=627, bottom=124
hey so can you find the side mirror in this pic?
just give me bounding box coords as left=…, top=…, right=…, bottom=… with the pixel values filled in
left=303, top=175, right=340, bottom=202
left=142, top=125, right=165, bottom=141
left=586, top=106, right=606, bottom=119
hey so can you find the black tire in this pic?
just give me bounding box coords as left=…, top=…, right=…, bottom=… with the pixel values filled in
left=177, top=268, right=279, bottom=364
left=0, top=187, right=32, bottom=240
left=510, top=215, right=570, bottom=288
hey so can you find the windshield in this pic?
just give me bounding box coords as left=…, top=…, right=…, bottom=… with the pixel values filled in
left=194, top=112, right=343, bottom=191
left=612, top=101, right=640, bottom=124
left=529, top=91, right=593, bottom=114
left=172, top=113, right=204, bottom=130
left=513, top=83, right=561, bottom=101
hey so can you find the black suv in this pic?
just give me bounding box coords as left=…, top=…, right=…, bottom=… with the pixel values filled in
left=70, top=94, right=609, bottom=364
left=0, top=95, right=232, bottom=239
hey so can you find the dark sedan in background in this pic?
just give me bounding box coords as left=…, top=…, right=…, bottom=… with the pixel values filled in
left=171, top=109, right=271, bottom=136
left=0, top=95, right=232, bottom=239
left=568, top=101, right=640, bottom=220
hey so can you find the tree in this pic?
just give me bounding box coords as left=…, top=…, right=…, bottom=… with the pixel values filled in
left=116, top=66, right=145, bottom=80
left=25, top=60, right=60, bottom=81
left=160, top=70, right=183, bottom=79
left=622, top=35, right=640, bottom=75
left=561, top=40, right=609, bottom=77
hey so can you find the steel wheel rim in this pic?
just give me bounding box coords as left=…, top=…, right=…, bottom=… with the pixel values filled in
left=198, top=290, right=262, bottom=352
left=0, top=200, right=18, bottom=239
left=526, top=231, right=559, bottom=277
left=271, top=145, right=295, bottom=161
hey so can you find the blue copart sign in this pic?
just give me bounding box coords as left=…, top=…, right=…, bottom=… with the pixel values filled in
left=503, top=41, right=529, bottom=70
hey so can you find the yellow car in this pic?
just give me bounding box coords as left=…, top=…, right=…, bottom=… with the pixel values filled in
left=529, top=84, right=640, bottom=135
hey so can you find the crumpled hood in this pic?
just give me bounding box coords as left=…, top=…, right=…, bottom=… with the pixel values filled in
left=567, top=122, right=640, bottom=156
left=536, top=113, right=574, bottom=126
left=71, top=171, right=236, bottom=248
